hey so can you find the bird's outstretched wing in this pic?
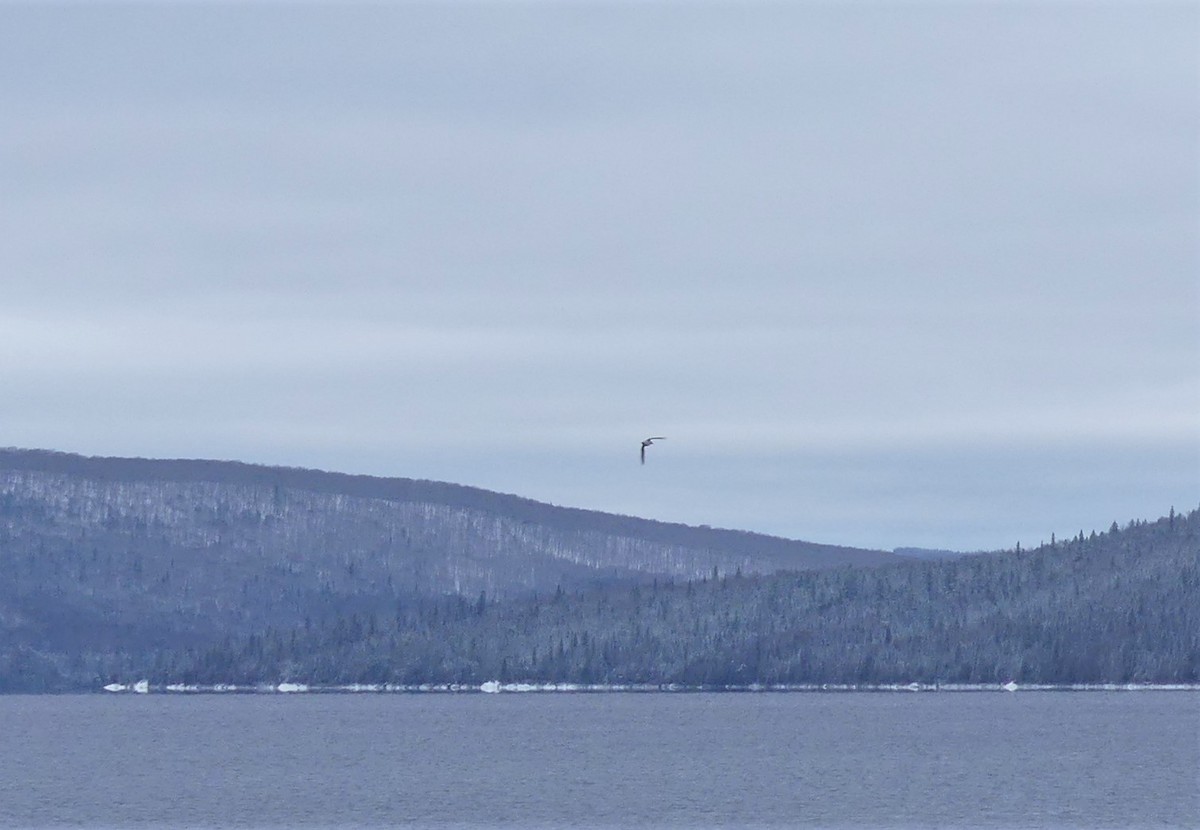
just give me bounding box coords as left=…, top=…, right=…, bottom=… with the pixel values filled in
left=640, top=436, right=666, bottom=464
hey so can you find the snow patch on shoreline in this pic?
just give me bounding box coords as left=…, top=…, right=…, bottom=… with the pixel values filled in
left=101, top=681, right=1200, bottom=694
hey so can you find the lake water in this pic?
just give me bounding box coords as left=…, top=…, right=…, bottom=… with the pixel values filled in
left=0, top=692, right=1195, bottom=829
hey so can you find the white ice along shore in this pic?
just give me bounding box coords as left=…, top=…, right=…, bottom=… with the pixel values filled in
left=100, top=680, right=1200, bottom=694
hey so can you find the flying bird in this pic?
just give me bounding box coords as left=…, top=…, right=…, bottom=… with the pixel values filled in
left=640, top=437, right=666, bottom=465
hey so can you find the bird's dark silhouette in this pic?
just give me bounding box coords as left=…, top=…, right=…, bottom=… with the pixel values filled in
left=640, top=437, right=666, bottom=465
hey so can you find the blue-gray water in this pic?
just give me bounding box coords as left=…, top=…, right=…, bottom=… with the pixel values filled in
left=1, top=693, right=1196, bottom=829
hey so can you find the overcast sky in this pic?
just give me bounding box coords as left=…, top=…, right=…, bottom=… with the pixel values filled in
left=2, top=2, right=1196, bottom=551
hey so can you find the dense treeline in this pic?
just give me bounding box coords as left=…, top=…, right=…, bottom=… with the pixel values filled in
left=160, top=509, right=1199, bottom=688
left=2, top=451, right=1195, bottom=691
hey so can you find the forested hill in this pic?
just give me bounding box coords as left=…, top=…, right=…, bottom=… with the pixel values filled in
left=2, top=448, right=1194, bottom=691
left=0, top=448, right=892, bottom=599
left=172, top=508, right=1200, bottom=688
left=0, top=447, right=893, bottom=690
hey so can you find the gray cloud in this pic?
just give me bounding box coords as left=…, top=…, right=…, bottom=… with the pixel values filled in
left=1, top=3, right=1195, bottom=550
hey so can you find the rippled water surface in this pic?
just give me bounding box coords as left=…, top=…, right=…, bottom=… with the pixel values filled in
left=1, top=692, right=1196, bottom=828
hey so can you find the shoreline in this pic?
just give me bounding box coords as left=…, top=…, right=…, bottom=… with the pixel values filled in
left=96, top=680, right=1200, bottom=695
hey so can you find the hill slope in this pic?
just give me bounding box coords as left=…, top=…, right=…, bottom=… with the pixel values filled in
left=0, top=448, right=893, bottom=689
left=173, top=509, right=1200, bottom=688
left=3, top=449, right=1193, bottom=691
